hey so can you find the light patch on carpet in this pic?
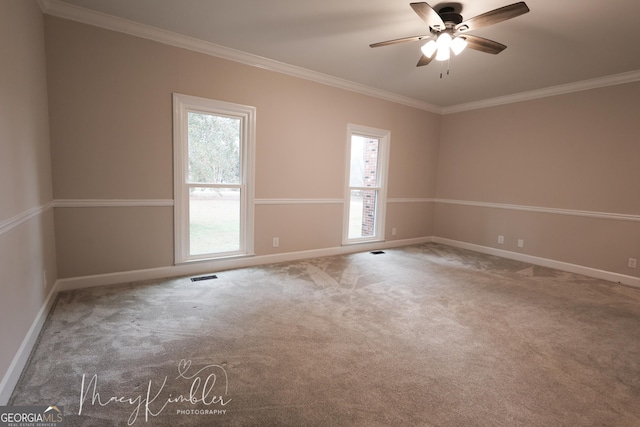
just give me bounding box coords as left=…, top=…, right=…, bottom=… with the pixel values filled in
left=305, top=264, right=341, bottom=289
left=517, top=266, right=535, bottom=277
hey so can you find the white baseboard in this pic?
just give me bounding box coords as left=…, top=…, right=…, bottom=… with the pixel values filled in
left=51, top=236, right=640, bottom=291
left=0, top=281, right=60, bottom=405
left=56, top=236, right=433, bottom=291
left=432, top=237, right=640, bottom=288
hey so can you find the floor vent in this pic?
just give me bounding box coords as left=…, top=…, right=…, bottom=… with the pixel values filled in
left=190, top=274, right=218, bottom=282
left=370, top=250, right=385, bottom=255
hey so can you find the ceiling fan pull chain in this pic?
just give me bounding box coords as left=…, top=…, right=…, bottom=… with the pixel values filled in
left=440, top=58, right=451, bottom=79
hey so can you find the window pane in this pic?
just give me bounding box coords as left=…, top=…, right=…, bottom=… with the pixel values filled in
left=189, top=188, right=240, bottom=255
left=187, top=112, right=240, bottom=184
left=349, top=135, right=379, bottom=187
left=348, top=189, right=377, bottom=239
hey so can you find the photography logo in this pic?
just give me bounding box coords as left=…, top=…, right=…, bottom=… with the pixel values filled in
left=0, top=405, right=64, bottom=427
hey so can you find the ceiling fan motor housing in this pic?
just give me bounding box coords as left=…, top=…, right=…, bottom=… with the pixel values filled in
left=438, top=6, right=463, bottom=27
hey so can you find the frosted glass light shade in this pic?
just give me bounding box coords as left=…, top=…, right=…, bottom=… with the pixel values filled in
left=435, top=48, right=450, bottom=61
left=421, top=40, right=437, bottom=58
left=451, top=37, right=467, bottom=55
left=435, top=33, right=452, bottom=61
left=436, top=33, right=452, bottom=49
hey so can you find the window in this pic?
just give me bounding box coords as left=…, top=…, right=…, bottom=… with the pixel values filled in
left=173, top=93, right=255, bottom=263
left=343, top=124, right=390, bottom=244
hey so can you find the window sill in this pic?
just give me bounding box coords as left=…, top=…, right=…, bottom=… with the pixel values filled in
left=175, top=252, right=256, bottom=266
left=342, top=239, right=386, bottom=247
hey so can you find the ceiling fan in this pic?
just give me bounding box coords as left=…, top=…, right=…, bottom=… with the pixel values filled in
left=370, top=2, right=530, bottom=67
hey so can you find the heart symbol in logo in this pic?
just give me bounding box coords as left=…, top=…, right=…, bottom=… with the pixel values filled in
left=177, top=359, right=192, bottom=378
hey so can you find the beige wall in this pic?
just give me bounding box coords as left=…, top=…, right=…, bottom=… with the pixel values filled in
left=0, top=1, right=57, bottom=398
left=435, top=84, right=640, bottom=277
left=44, top=15, right=639, bottom=281
left=45, top=16, right=440, bottom=278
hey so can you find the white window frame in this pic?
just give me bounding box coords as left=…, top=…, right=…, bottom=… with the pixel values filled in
left=172, top=93, right=255, bottom=263
left=342, top=124, right=390, bottom=245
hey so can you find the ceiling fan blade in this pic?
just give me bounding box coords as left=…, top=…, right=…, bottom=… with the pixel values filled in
left=410, top=2, right=445, bottom=30
left=456, top=2, right=529, bottom=32
left=370, top=35, right=430, bottom=48
left=462, top=35, right=507, bottom=54
left=416, top=54, right=434, bottom=67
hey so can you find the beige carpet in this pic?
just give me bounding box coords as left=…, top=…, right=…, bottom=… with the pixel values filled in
left=10, top=243, right=640, bottom=426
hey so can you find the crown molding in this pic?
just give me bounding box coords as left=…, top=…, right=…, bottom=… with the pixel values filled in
left=38, top=0, right=441, bottom=114
left=39, top=1, right=640, bottom=115
left=442, top=70, right=640, bottom=114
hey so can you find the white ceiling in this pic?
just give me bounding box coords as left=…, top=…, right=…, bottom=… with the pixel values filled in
left=48, top=0, right=640, bottom=110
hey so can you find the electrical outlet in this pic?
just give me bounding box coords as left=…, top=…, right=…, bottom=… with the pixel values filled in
left=629, top=258, right=637, bottom=269
left=497, top=235, right=504, bottom=244
left=517, top=239, right=524, bottom=248
left=392, top=227, right=397, bottom=236
left=272, top=237, right=279, bottom=248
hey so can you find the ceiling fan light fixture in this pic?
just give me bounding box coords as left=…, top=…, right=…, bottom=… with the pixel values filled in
left=451, top=37, right=467, bottom=55
left=435, top=32, right=452, bottom=61
left=369, top=1, right=531, bottom=69
left=436, top=32, right=452, bottom=49
left=435, top=46, right=450, bottom=61
left=421, top=40, right=437, bottom=58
